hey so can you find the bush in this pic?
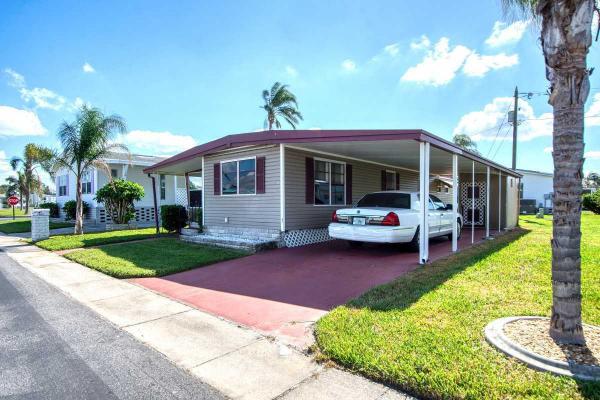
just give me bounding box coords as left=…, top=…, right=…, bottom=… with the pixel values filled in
left=160, top=205, right=188, bottom=233
left=95, top=179, right=144, bottom=224
left=583, top=191, right=600, bottom=214
left=38, top=202, right=60, bottom=218
left=62, top=200, right=90, bottom=221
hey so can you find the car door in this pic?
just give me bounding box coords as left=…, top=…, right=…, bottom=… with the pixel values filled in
left=430, top=195, right=452, bottom=233
left=428, top=197, right=441, bottom=236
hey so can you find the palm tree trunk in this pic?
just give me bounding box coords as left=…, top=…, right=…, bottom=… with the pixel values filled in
left=539, top=0, right=593, bottom=345
left=24, top=192, right=29, bottom=215
left=75, top=175, right=84, bottom=234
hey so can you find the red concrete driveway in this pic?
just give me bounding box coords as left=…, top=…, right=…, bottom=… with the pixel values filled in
left=132, top=229, right=488, bottom=348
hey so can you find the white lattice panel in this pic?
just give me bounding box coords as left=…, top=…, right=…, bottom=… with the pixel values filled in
left=283, top=228, right=332, bottom=247
left=175, top=188, right=188, bottom=206
left=460, top=181, right=486, bottom=226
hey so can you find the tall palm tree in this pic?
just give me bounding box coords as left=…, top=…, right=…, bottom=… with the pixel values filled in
left=261, top=82, right=303, bottom=130
left=452, top=133, right=480, bottom=154
left=5, top=172, right=32, bottom=210
left=503, top=0, right=596, bottom=344
left=53, top=105, right=128, bottom=234
left=10, top=143, right=54, bottom=214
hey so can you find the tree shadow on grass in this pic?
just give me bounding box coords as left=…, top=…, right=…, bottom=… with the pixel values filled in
left=346, top=227, right=531, bottom=312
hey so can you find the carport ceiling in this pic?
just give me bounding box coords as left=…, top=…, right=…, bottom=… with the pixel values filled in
left=290, top=141, right=493, bottom=176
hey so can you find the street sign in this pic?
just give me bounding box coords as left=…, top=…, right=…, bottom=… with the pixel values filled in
left=7, top=196, right=19, bottom=206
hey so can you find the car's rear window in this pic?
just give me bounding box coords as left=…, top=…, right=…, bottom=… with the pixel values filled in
left=357, top=193, right=411, bottom=208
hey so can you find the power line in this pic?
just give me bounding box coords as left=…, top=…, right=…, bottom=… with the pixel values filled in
left=490, top=125, right=513, bottom=161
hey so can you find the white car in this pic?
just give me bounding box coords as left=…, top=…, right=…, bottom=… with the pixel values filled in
left=328, top=191, right=462, bottom=250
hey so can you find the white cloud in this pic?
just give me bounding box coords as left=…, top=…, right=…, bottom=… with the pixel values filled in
left=383, top=43, right=400, bottom=57
left=0, top=105, right=46, bottom=136
left=453, top=97, right=553, bottom=142
left=20, top=87, right=67, bottom=110
left=410, top=35, right=431, bottom=50
left=462, top=52, right=519, bottom=77
left=82, top=62, right=95, bottom=73
left=585, top=151, right=600, bottom=159
left=118, top=130, right=197, bottom=156
left=543, top=146, right=553, bottom=153
left=341, top=59, right=357, bottom=72
left=0, top=150, right=15, bottom=183
left=485, top=20, right=530, bottom=47
left=285, top=65, right=298, bottom=78
left=586, top=93, right=600, bottom=127
left=401, top=37, right=471, bottom=86
left=4, top=68, right=25, bottom=88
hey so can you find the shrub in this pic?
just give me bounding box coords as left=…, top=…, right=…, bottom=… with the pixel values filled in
left=95, top=179, right=144, bottom=224
left=62, top=200, right=90, bottom=220
left=582, top=191, right=600, bottom=214
left=38, top=202, right=60, bottom=218
left=160, top=205, right=188, bottom=233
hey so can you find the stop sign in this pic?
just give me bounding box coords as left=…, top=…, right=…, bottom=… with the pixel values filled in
left=7, top=196, right=19, bottom=206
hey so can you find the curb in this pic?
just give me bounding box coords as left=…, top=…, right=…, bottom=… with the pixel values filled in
left=484, top=316, right=600, bottom=381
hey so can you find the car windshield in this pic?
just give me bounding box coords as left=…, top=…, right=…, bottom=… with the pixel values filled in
left=357, top=193, right=411, bottom=208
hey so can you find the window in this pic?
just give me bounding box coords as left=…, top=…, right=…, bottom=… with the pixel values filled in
left=430, top=195, right=446, bottom=210
left=221, top=158, right=256, bottom=195
left=81, top=170, right=92, bottom=194
left=314, top=159, right=345, bottom=205
left=58, top=175, right=67, bottom=196
left=160, top=174, right=166, bottom=200
left=357, top=192, right=410, bottom=209
left=111, top=168, right=118, bottom=178
left=385, top=171, right=396, bottom=191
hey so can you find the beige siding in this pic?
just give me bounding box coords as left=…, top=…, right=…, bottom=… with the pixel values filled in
left=204, top=146, right=280, bottom=230
left=284, top=148, right=419, bottom=230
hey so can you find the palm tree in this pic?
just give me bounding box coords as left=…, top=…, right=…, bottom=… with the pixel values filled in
left=53, top=105, right=128, bottom=234
left=5, top=172, right=30, bottom=209
left=10, top=143, right=54, bottom=214
left=452, top=133, right=480, bottom=154
left=261, top=82, right=303, bottom=130
left=503, top=0, right=596, bottom=344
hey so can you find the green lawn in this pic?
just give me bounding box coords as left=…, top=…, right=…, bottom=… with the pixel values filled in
left=0, top=219, right=73, bottom=234
left=0, top=208, right=27, bottom=217
left=315, top=214, right=600, bottom=400
left=64, top=237, right=247, bottom=278
left=34, top=227, right=168, bottom=251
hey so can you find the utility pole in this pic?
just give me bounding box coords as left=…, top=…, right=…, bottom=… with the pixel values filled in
left=512, top=86, right=518, bottom=170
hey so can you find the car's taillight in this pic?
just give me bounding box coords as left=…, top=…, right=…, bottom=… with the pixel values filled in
left=381, top=212, right=400, bottom=226
left=332, top=211, right=339, bottom=222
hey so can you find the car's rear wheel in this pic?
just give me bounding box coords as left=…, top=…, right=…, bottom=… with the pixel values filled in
left=408, top=227, right=420, bottom=252
left=347, top=240, right=363, bottom=248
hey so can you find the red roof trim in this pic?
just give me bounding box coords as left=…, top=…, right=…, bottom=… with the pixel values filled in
left=143, top=129, right=520, bottom=177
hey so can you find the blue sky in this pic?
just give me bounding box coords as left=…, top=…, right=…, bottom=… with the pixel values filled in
left=1, top=0, right=599, bottom=188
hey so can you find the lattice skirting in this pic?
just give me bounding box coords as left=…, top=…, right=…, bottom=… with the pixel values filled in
left=97, top=206, right=157, bottom=223
left=283, top=228, right=332, bottom=248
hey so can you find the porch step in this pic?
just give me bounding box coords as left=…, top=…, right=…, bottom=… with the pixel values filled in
left=180, top=234, right=278, bottom=253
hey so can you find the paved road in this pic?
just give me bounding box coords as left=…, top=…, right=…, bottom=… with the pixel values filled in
left=0, top=250, right=224, bottom=400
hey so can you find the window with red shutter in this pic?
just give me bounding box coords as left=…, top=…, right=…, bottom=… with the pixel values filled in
left=213, top=163, right=221, bottom=195
left=256, top=157, right=265, bottom=194
left=305, top=157, right=314, bottom=204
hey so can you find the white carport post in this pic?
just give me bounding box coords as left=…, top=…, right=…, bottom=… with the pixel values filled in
left=471, top=160, right=475, bottom=244
left=452, top=154, right=458, bottom=252
left=498, top=171, right=502, bottom=233
left=486, top=166, right=490, bottom=238
left=201, top=156, right=205, bottom=227
left=419, top=142, right=430, bottom=264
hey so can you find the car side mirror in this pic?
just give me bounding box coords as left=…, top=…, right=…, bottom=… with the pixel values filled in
left=445, top=204, right=453, bottom=211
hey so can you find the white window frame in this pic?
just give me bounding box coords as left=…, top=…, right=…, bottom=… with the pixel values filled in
left=160, top=174, right=166, bottom=200
left=313, top=157, right=346, bottom=206
left=385, top=170, right=396, bottom=191
left=81, top=170, right=92, bottom=194
left=220, top=156, right=257, bottom=196
left=58, top=175, right=68, bottom=197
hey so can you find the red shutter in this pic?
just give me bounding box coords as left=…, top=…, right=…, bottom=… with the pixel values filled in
left=305, top=157, right=314, bottom=204
left=256, top=157, right=266, bottom=194
left=381, top=170, right=386, bottom=191
left=346, top=164, right=352, bottom=205
left=213, top=163, right=221, bottom=195
left=395, top=173, right=400, bottom=190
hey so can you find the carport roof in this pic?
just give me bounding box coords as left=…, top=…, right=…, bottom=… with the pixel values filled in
left=143, top=129, right=521, bottom=177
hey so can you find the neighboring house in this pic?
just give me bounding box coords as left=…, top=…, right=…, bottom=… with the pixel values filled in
left=55, top=153, right=196, bottom=224
left=144, top=130, right=520, bottom=262
left=515, top=169, right=553, bottom=210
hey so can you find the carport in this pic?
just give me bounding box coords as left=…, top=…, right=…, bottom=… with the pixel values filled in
left=145, top=130, right=521, bottom=265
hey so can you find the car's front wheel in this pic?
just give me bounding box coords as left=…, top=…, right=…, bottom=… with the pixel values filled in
left=447, top=220, right=462, bottom=241
left=347, top=240, right=363, bottom=248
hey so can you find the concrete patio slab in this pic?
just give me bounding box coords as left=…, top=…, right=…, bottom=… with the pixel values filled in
left=124, top=309, right=261, bottom=369
left=191, top=338, right=320, bottom=400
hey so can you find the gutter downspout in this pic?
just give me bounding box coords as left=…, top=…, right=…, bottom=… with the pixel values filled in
left=148, top=174, right=160, bottom=234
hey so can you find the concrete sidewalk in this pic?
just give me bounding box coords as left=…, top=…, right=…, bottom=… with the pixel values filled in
left=0, top=235, right=412, bottom=400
